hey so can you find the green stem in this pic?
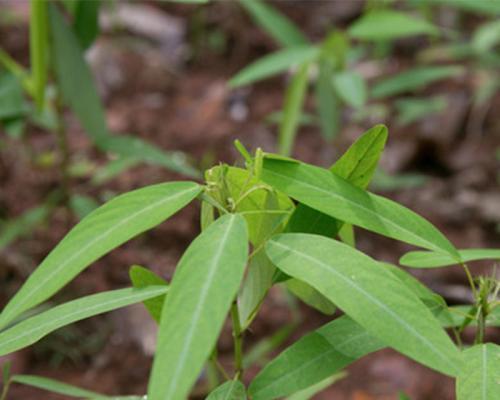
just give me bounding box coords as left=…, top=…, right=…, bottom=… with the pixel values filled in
left=55, top=96, right=71, bottom=206
left=461, top=262, right=477, bottom=299
left=0, top=379, right=11, bottom=400
left=230, top=301, right=243, bottom=378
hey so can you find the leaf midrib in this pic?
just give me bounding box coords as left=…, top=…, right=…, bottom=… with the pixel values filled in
left=264, top=167, right=454, bottom=257
left=161, top=215, right=237, bottom=399
left=0, top=287, right=167, bottom=353
left=270, top=239, right=459, bottom=376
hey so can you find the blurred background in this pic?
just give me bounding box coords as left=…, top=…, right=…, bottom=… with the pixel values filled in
left=0, top=0, right=499, bottom=398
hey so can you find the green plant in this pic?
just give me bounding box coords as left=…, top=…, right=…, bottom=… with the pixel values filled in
left=0, top=125, right=499, bottom=399
left=231, top=0, right=446, bottom=155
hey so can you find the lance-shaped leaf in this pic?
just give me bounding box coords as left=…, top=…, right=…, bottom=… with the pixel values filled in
left=456, top=343, right=500, bottom=400
left=129, top=265, right=168, bottom=323
left=400, top=249, right=500, bottom=268
left=206, top=380, right=246, bottom=400
left=229, top=46, right=319, bottom=88
left=266, top=233, right=463, bottom=376
left=0, top=286, right=168, bottom=356
left=261, top=157, right=459, bottom=259
left=238, top=0, right=308, bottom=48
left=248, top=316, right=383, bottom=400
left=0, top=181, right=201, bottom=330
left=11, top=374, right=144, bottom=399
left=147, top=213, right=248, bottom=400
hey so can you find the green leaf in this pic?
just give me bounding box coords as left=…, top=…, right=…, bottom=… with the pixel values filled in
left=423, top=0, right=500, bottom=15
left=456, top=344, right=500, bottom=400
left=261, top=157, right=459, bottom=258
left=348, top=10, right=439, bottom=41
left=29, top=0, right=49, bottom=110
left=473, top=20, right=500, bottom=53
left=315, top=60, right=339, bottom=140
left=278, top=62, right=310, bottom=156
left=0, top=202, right=53, bottom=250
left=73, top=0, right=100, bottom=50
left=372, top=66, right=463, bottom=98
left=0, top=73, right=29, bottom=120
left=206, top=380, right=246, bottom=400
left=69, top=194, right=99, bottom=220
left=331, top=124, right=388, bottom=189
left=286, top=374, right=345, bottom=400
left=229, top=46, right=319, bottom=88
left=11, top=375, right=107, bottom=398
left=238, top=0, right=308, bottom=48
left=286, top=278, right=336, bottom=315
left=99, top=135, right=200, bottom=178
left=129, top=265, right=168, bottom=323
left=400, top=249, right=500, bottom=268
left=266, top=233, right=463, bottom=376
left=0, top=181, right=201, bottom=330
left=395, top=96, right=447, bottom=125
left=147, top=214, right=248, bottom=400
left=48, top=4, right=107, bottom=142
left=332, top=71, right=367, bottom=109
left=248, top=316, right=384, bottom=400
left=0, top=286, right=168, bottom=356
left=239, top=249, right=276, bottom=329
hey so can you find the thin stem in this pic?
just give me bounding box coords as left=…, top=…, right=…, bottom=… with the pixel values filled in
left=461, top=262, right=477, bottom=299
left=475, top=307, right=486, bottom=344
left=230, top=301, right=243, bottom=379
left=0, top=379, right=11, bottom=400
left=55, top=91, right=71, bottom=206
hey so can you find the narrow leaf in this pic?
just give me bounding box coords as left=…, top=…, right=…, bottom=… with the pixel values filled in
left=457, top=344, right=500, bottom=400
left=0, top=181, right=201, bottom=329
left=11, top=375, right=107, bottom=398
left=349, top=10, right=439, bottom=41
left=48, top=4, right=107, bottom=142
left=332, top=71, right=367, bottom=109
left=229, top=46, right=319, bottom=88
left=147, top=214, right=248, bottom=400
left=315, top=60, right=339, bottom=140
left=206, top=380, right=246, bottom=400
left=0, top=286, right=168, bottom=356
left=266, top=233, right=463, bottom=376
left=372, top=66, right=463, bottom=98
left=73, top=0, right=100, bottom=49
left=400, top=249, right=500, bottom=268
left=286, top=374, right=345, bottom=400
left=248, top=316, right=383, bottom=400
left=261, top=157, right=459, bottom=258
left=278, top=62, right=310, bottom=156
left=238, top=0, right=308, bottom=47
left=129, top=265, right=168, bottom=323
left=29, top=0, right=49, bottom=110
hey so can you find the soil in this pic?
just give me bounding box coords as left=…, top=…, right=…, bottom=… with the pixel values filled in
left=0, top=1, right=499, bottom=399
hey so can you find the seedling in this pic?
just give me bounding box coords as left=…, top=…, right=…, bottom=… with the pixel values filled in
left=0, top=125, right=498, bottom=399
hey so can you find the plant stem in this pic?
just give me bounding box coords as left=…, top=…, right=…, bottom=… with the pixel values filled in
left=461, top=262, right=477, bottom=299
left=55, top=91, right=71, bottom=205
left=0, top=379, right=10, bottom=400
left=230, top=301, right=243, bottom=379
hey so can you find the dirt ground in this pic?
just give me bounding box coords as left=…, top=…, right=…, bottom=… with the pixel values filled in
left=0, top=1, right=499, bottom=399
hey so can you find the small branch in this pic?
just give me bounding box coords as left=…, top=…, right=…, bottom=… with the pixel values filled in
left=230, top=301, right=243, bottom=379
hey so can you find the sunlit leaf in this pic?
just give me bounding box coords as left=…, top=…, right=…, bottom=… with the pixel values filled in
left=332, top=71, right=367, bottom=109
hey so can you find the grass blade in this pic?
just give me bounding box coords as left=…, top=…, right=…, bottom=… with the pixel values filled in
left=400, top=249, right=500, bottom=268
